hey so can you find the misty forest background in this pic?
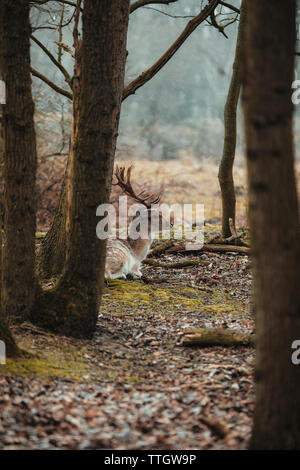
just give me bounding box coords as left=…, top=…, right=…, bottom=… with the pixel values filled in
left=32, top=0, right=300, bottom=161
left=32, top=1, right=244, bottom=173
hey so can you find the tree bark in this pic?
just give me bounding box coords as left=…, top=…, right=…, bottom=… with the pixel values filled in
left=218, top=0, right=246, bottom=237
left=0, top=221, right=19, bottom=357
left=0, top=313, right=19, bottom=357
left=36, top=166, right=67, bottom=280
left=31, top=0, right=130, bottom=338
left=0, top=0, right=37, bottom=322
left=243, top=0, right=300, bottom=450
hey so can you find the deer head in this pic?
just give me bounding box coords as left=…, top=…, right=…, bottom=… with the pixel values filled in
left=113, top=165, right=168, bottom=238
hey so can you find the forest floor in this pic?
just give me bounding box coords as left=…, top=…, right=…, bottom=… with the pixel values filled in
left=0, top=157, right=255, bottom=450
left=0, top=226, right=254, bottom=450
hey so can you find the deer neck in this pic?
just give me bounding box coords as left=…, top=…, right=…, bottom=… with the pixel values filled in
left=127, top=234, right=153, bottom=261
left=127, top=214, right=153, bottom=261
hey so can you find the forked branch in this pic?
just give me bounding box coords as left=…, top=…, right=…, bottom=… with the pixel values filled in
left=31, top=34, right=72, bottom=87
left=31, top=0, right=221, bottom=103
left=31, top=67, right=73, bottom=100
left=130, top=0, right=178, bottom=14
left=123, top=0, right=220, bottom=100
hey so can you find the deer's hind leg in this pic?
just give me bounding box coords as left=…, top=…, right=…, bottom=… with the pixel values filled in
left=105, top=242, right=133, bottom=280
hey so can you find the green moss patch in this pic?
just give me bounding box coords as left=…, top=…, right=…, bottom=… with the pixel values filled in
left=102, top=279, right=244, bottom=318
left=0, top=340, right=91, bottom=382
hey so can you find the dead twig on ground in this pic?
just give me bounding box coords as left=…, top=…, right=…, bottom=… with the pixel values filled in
left=165, top=243, right=250, bottom=255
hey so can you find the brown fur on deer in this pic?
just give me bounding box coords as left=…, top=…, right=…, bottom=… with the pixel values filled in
left=105, top=166, right=170, bottom=280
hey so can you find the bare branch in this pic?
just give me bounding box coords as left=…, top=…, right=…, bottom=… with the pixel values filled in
left=123, top=0, right=220, bottom=100
left=219, top=1, right=240, bottom=14
left=55, top=41, right=75, bottom=57
left=130, top=0, right=178, bottom=14
left=142, top=6, right=194, bottom=19
left=32, top=0, right=181, bottom=15
left=30, top=0, right=80, bottom=9
left=210, top=9, right=229, bottom=38
left=57, top=4, right=65, bottom=64
left=31, top=67, right=73, bottom=100
left=208, top=8, right=238, bottom=38
left=31, top=34, right=72, bottom=87
left=32, top=25, right=57, bottom=31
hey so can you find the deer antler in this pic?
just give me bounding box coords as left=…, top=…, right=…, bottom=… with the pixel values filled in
left=114, top=165, right=163, bottom=209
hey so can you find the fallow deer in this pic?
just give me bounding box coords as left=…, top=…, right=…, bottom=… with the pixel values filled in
left=105, top=166, right=169, bottom=280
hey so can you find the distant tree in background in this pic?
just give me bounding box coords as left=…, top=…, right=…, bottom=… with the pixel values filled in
left=218, top=0, right=245, bottom=238
left=243, top=0, right=300, bottom=449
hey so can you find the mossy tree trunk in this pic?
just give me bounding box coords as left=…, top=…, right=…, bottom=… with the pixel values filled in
left=31, top=0, right=130, bottom=338
left=243, top=0, right=300, bottom=449
left=0, top=0, right=37, bottom=322
left=218, top=1, right=247, bottom=237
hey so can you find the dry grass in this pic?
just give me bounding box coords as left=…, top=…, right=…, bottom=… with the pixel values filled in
left=113, top=156, right=248, bottom=226
left=36, top=151, right=300, bottom=232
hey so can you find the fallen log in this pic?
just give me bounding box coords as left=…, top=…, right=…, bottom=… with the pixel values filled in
left=182, top=328, right=255, bottom=347
left=166, top=243, right=250, bottom=255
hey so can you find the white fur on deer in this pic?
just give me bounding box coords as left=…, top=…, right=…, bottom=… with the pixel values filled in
left=105, top=237, right=151, bottom=280
left=105, top=166, right=163, bottom=280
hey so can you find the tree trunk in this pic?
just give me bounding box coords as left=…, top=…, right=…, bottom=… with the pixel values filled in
left=31, top=0, right=130, bottom=338
left=36, top=164, right=67, bottom=280
left=36, top=46, right=81, bottom=281
left=243, top=0, right=300, bottom=450
left=0, top=0, right=37, bottom=322
left=218, top=1, right=247, bottom=237
left=0, top=219, right=19, bottom=357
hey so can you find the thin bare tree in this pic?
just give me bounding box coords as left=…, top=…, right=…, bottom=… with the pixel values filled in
left=218, top=0, right=246, bottom=237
